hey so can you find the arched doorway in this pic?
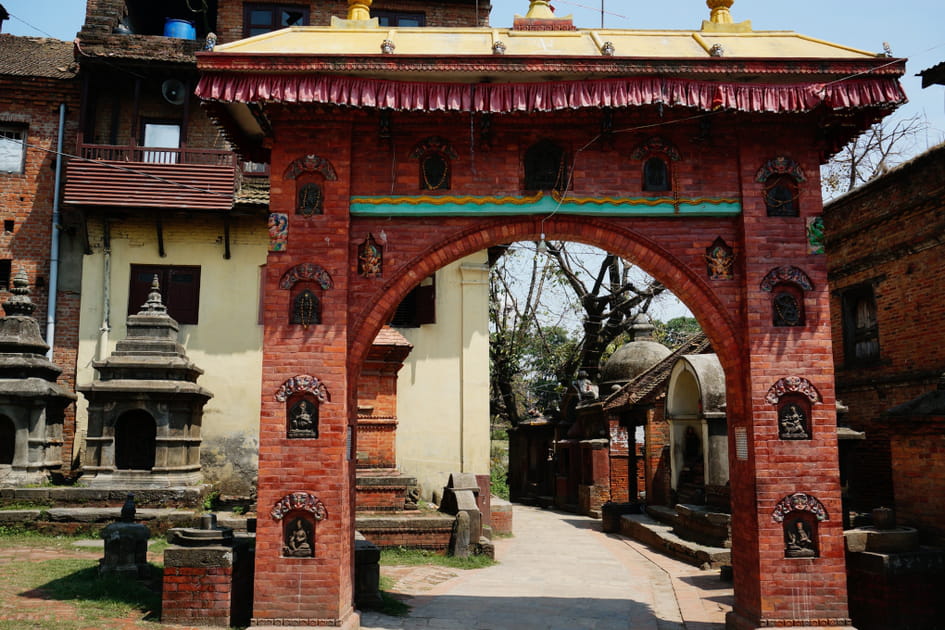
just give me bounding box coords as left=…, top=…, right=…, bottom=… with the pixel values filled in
left=0, top=415, right=14, bottom=466
left=114, top=410, right=156, bottom=471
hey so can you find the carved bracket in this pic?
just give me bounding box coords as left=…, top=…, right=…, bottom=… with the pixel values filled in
left=755, top=155, right=806, bottom=183
left=279, top=263, right=333, bottom=290
left=772, top=492, right=828, bottom=523
left=270, top=491, right=328, bottom=521
left=760, top=265, right=813, bottom=292
left=765, top=376, right=821, bottom=405
left=274, top=375, right=330, bottom=403
left=283, top=155, right=338, bottom=181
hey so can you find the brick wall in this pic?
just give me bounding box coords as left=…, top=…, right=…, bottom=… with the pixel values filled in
left=824, top=144, right=945, bottom=513
left=163, top=564, right=234, bottom=626
left=889, top=419, right=945, bottom=544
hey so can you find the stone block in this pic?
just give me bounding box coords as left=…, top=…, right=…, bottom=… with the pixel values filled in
left=0, top=510, right=42, bottom=523
left=164, top=545, right=234, bottom=568
left=14, top=488, right=50, bottom=501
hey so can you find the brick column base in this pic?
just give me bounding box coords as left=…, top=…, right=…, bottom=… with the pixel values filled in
left=726, top=611, right=855, bottom=629
left=163, top=546, right=234, bottom=626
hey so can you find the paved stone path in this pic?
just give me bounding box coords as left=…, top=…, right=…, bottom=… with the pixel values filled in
left=362, top=504, right=732, bottom=630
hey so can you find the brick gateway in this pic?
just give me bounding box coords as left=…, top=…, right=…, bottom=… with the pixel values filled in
left=196, top=6, right=905, bottom=628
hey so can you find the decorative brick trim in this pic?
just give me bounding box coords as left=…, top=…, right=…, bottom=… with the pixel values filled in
left=251, top=618, right=346, bottom=627
left=760, top=265, right=813, bottom=292
left=755, top=155, right=807, bottom=183
left=270, top=492, right=328, bottom=521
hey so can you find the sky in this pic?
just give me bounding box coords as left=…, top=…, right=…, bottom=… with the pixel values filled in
left=3, top=0, right=943, bottom=322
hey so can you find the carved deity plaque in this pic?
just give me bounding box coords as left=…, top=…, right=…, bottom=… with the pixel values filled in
left=784, top=517, right=817, bottom=558
left=705, top=237, right=734, bottom=280
left=291, top=289, right=320, bottom=328
left=297, top=183, right=324, bottom=216
left=358, top=234, right=383, bottom=278
left=773, top=291, right=802, bottom=326
left=778, top=402, right=809, bottom=440
left=288, top=398, right=318, bottom=439
left=283, top=517, right=314, bottom=558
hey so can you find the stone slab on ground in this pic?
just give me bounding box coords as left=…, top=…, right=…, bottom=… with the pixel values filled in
left=619, top=512, right=731, bottom=568
left=0, top=510, right=42, bottom=523
left=45, top=507, right=196, bottom=523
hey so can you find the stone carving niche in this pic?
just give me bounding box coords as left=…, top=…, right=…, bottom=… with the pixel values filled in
left=79, top=276, right=212, bottom=488
left=0, top=271, right=75, bottom=485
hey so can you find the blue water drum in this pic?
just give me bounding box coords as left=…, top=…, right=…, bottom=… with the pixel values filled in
left=164, top=18, right=196, bottom=40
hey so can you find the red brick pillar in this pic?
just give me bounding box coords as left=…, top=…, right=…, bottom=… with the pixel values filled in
left=162, top=552, right=233, bottom=626
left=251, top=116, right=358, bottom=628
left=726, top=130, right=853, bottom=629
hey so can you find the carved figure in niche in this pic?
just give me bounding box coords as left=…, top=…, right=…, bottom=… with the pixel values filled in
left=358, top=234, right=383, bottom=278
left=288, top=398, right=318, bottom=438
left=297, top=183, right=323, bottom=216
left=778, top=402, right=809, bottom=439
left=283, top=517, right=314, bottom=557
left=268, top=213, right=288, bottom=252
left=773, top=290, right=802, bottom=326
left=784, top=518, right=816, bottom=557
left=705, top=238, right=734, bottom=280
left=643, top=157, right=669, bottom=191
left=806, top=216, right=824, bottom=254
left=291, top=289, right=320, bottom=327
left=573, top=370, right=599, bottom=400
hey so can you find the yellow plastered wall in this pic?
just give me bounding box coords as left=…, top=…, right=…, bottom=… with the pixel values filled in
left=75, top=213, right=268, bottom=494
left=394, top=252, right=491, bottom=500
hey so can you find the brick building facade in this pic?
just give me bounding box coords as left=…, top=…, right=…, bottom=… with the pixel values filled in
left=0, top=33, right=82, bottom=468
left=824, top=142, right=945, bottom=515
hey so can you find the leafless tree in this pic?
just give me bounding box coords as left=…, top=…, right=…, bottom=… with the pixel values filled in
left=822, top=113, right=929, bottom=198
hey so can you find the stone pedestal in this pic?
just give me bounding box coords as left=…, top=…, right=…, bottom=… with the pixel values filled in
left=100, top=521, right=150, bottom=578
left=354, top=532, right=383, bottom=609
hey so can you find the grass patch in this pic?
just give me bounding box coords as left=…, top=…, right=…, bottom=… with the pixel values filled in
left=380, top=546, right=496, bottom=570
left=0, top=501, right=53, bottom=511
left=0, top=556, right=162, bottom=629
left=0, top=527, right=83, bottom=550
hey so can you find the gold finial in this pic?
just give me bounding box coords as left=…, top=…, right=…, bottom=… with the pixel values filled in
left=347, top=0, right=372, bottom=21
left=525, top=0, right=556, bottom=19
left=706, top=0, right=734, bottom=24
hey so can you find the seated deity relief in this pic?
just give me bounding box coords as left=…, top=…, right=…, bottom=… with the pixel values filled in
left=784, top=517, right=817, bottom=558
left=283, top=517, right=314, bottom=558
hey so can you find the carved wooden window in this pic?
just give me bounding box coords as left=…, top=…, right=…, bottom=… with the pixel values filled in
left=524, top=140, right=568, bottom=192
left=390, top=275, right=435, bottom=327
left=772, top=282, right=805, bottom=327
left=243, top=3, right=309, bottom=37
left=764, top=174, right=799, bottom=217
left=842, top=284, right=880, bottom=364
left=128, top=265, right=201, bottom=324
left=643, top=157, right=670, bottom=192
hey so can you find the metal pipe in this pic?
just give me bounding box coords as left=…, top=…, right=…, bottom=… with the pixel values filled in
left=45, top=103, right=66, bottom=359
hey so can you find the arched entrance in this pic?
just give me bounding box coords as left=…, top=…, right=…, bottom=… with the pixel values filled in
left=195, top=16, right=902, bottom=624
left=114, top=410, right=157, bottom=471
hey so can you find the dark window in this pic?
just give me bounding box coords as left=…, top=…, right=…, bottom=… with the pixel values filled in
left=243, top=3, right=309, bottom=37
left=390, top=275, right=435, bottom=327
left=419, top=153, right=450, bottom=190
left=114, top=410, right=156, bottom=470
left=375, top=10, right=426, bottom=26
left=0, top=125, right=26, bottom=174
left=842, top=285, right=880, bottom=364
left=128, top=265, right=201, bottom=324
left=3, top=220, right=13, bottom=233
left=765, top=175, right=799, bottom=216
left=524, top=140, right=568, bottom=192
left=0, top=260, right=10, bottom=291
left=643, top=157, right=670, bottom=191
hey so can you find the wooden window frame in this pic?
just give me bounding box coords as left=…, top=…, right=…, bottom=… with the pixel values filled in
left=243, top=3, right=310, bottom=38
left=0, top=124, right=26, bottom=174
left=128, top=264, right=201, bottom=325
left=390, top=274, right=435, bottom=328
left=374, top=10, right=426, bottom=27
left=841, top=283, right=880, bottom=366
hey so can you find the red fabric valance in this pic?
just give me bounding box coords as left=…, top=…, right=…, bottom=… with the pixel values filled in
left=196, top=73, right=905, bottom=114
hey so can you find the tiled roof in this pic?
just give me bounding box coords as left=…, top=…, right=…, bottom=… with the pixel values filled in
left=373, top=326, right=413, bottom=348
left=919, top=61, right=945, bottom=88
left=234, top=176, right=269, bottom=207
left=603, top=331, right=711, bottom=410
left=0, top=34, right=77, bottom=80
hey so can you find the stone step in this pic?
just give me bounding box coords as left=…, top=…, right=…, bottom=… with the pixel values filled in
left=619, top=512, right=730, bottom=569
left=355, top=469, right=418, bottom=512
left=356, top=511, right=454, bottom=550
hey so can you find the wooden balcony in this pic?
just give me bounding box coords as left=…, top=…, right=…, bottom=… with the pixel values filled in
left=64, top=144, right=238, bottom=211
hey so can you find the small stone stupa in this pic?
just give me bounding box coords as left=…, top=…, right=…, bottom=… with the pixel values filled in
left=0, top=270, right=75, bottom=485
left=79, top=276, right=212, bottom=488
